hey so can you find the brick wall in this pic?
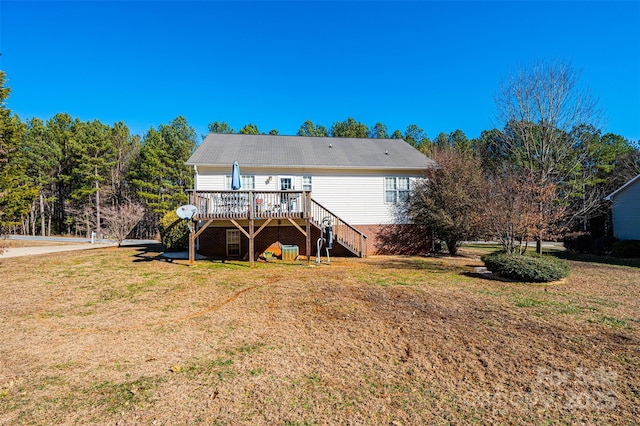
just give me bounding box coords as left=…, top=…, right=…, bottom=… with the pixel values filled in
left=198, top=224, right=322, bottom=259
left=197, top=223, right=432, bottom=259
left=357, top=224, right=433, bottom=255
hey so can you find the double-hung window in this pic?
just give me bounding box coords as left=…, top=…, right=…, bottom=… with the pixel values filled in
left=384, top=177, right=410, bottom=204
left=302, top=176, right=312, bottom=191
left=280, top=177, right=293, bottom=191
left=225, top=175, right=255, bottom=190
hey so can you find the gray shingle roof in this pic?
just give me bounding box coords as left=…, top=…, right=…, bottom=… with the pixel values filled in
left=187, top=133, right=436, bottom=170
left=605, top=173, right=640, bottom=200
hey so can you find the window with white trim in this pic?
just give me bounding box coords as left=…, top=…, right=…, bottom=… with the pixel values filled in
left=225, top=175, right=255, bottom=190
left=302, top=175, right=312, bottom=191
left=384, top=177, right=410, bottom=204
left=280, top=177, right=293, bottom=190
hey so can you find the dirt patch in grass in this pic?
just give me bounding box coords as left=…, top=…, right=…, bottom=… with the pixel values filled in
left=0, top=247, right=638, bottom=425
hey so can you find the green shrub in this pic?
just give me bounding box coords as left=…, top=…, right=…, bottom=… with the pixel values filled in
left=611, top=240, right=640, bottom=258
left=593, top=236, right=618, bottom=255
left=563, top=233, right=593, bottom=254
left=481, top=251, right=570, bottom=282
left=563, top=233, right=617, bottom=255
left=158, top=210, right=190, bottom=252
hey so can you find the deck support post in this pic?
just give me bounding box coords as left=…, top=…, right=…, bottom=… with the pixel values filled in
left=189, top=227, right=195, bottom=266
left=186, top=190, right=367, bottom=264
left=188, top=219, right=214, bottom=266
left=249, top=219, right=255, bottom=268
left=188, top=190, right=195, bottom=266
left=305, top=217, right=311, bottom=266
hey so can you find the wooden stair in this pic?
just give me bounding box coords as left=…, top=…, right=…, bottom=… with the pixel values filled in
left=310, top=199, right=368, bottom=257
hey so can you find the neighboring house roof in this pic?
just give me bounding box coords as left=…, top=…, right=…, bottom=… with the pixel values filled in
left=187, top=133, right=436, bottom=170
left=605, top=174, right=640, bottom=201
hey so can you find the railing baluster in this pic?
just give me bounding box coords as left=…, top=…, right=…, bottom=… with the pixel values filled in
left=184, top=190, right=367, bottom=257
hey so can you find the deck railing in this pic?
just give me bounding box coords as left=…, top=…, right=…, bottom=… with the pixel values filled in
left=310, top=199, right=368, bottom=257
left=188, top=190, right=311, bottom=220
left=186, top=190, right=367, bottom=257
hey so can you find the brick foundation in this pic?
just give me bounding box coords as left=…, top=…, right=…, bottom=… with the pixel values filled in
left=357, top=224, right=433, bottom=255
left=197, top=222, right=432, bottom=259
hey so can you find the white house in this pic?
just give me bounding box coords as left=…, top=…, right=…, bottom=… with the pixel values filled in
left=185, top=133, right=436, bottom=264
left=605, top=174, right=640, bottom=240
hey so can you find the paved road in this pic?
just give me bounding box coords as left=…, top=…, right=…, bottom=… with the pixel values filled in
left=1, top=236, right=159, bottom=259
left=464, top=240, right=564, bottom=249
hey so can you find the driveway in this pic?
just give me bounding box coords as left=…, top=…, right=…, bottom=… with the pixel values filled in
left=1, top=236, right=159, bottom=259
left=0, top=243, right=116, bottom=258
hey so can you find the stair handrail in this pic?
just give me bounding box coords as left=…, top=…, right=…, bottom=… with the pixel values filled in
left=310, top=199, right=368, bottom=257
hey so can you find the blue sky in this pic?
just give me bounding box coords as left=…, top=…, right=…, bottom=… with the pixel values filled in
left=1, top=1, right=639, bottom=142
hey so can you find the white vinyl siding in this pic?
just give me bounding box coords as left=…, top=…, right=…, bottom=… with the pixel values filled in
left=195, top=173, right=226, bottom=191
left=196, top=172, right=280, bottom=192
left=194, top=167, right=421, bottom=225
left=310, top=174, right=414, bottom=224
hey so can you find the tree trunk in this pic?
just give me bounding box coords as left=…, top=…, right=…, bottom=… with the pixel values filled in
left=537, top=195, right=544, bottom=254
left=40, top=191, right=46, bottom=236
left=447, top=240, right=459, bottom=255
left=95, top=166, right=101, bottom=239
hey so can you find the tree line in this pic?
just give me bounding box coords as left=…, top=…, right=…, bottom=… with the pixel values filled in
left=1, top=61, right=639, bottom=246
left=209, top=117, right=429, bottom=145
left=407, top=61, right=640, bottom=254
left=0, top=71, right=198, bottom=240
left=0, top=70, right=459, bottom=241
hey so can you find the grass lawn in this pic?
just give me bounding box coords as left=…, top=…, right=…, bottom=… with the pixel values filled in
left=2, top=238, right=78, bottom=248
left=0, top=245, right=638, bottom=425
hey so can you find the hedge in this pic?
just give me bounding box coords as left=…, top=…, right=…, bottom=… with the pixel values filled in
left=611, top=240, right=640, bottom=258
left=563, top=233, right=617, bottom=256
left=158, top=210, right=190, bottom=252
left=481, top=251, right=570, bottom=283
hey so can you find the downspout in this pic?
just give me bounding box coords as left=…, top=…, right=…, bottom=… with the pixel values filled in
left=193, top=165, right=199, bottom=190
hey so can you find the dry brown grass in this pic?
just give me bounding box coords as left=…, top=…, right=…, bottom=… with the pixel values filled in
left=3, top=239, right=77, bottom=248
left=0, top=245, right=638, bottom=425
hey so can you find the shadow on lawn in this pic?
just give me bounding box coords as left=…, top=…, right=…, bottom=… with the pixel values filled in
left=128, top=244, right=252, bottom=267
left=365, top=256, right=466, bottom=273
left=130, top=243, right=185, bottom=264
left=547, top=250, right=640, bottom=269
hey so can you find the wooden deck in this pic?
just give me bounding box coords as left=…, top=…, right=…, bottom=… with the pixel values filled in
left=186, top=190, right=367, bottom=266
left=188, top=190, right=311, bottom=220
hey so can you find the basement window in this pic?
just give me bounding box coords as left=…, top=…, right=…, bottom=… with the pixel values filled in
left=226, top=229, right=241, bottom=256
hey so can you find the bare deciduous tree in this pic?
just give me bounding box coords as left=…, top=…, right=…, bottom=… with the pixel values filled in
left=102, top=203, right=145, bottom=246
left=496, top=60, right=601, bottom=182
left=495, top=60, right=601, bottom=251
left=484, top=170, right=565, bottom=254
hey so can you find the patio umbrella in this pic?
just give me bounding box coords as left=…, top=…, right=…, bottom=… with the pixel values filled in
left=231, top=161, right=241, bottom=190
